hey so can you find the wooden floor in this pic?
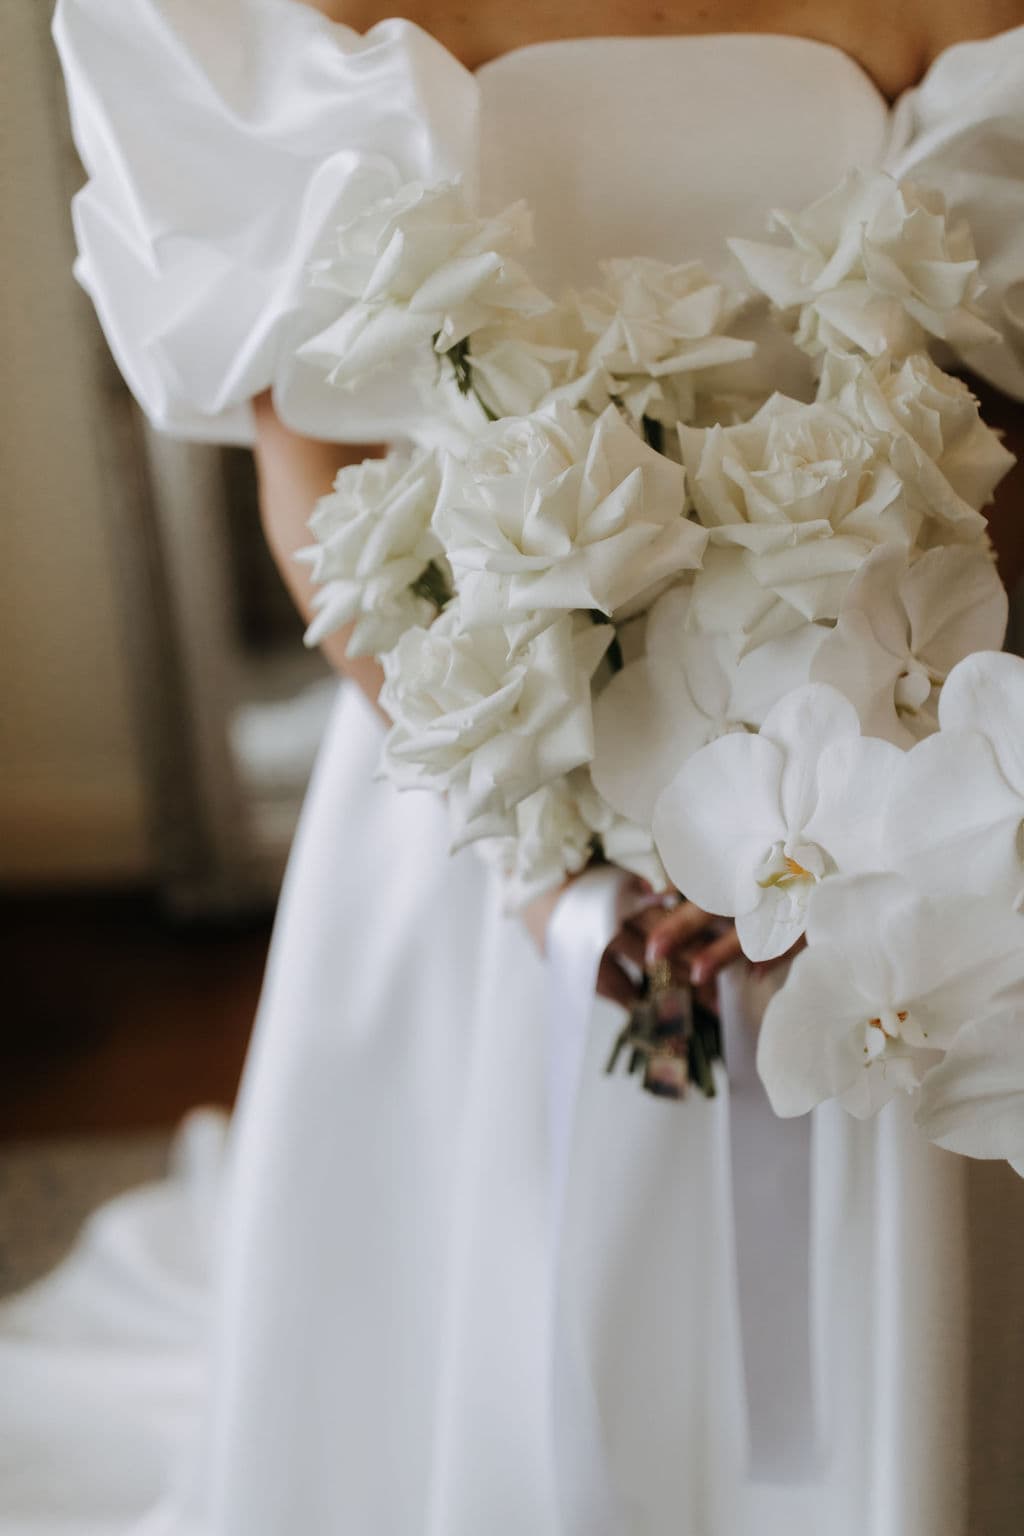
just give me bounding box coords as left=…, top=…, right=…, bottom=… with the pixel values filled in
left=0, top=890, right=269, bottom=1141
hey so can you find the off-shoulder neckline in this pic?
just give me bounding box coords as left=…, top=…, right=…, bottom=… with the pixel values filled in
left=470, top=31, right=895, bottom=105
left=303, top=12, right=1024, bottom=113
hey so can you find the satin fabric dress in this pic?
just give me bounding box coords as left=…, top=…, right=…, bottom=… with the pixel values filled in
left=3, top=9, right=1024, bottom=1534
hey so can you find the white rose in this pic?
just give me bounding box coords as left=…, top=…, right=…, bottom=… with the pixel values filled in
left=466, top=334, right=582, bottom=420
left=380, top=608, right=612, bottom=848
left=433, top=402, right=706, bottom=625
left=686, top=544, right=811, bottom=652
left=481, top=767, right=669, bottom=911
left=457, top=301, right=597, bottom=421
left=730, top=171, right=999, bottom=361
left=819, top=351, right=1015, bottom=537
left=298, top=450, right=448, bottom=656
left=572, top=770, right=669, bottom=891
left=577, top=258, right=756, bottom=426
left=679, top=394, right=912, bottom=623
left=301, top=179, right=552, bottom=385
left=483, top=779, right=596, bottom=910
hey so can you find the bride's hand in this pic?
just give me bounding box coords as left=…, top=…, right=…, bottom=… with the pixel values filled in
left=640, top=898, right=805, bottom=1006
left=522, top=878, right=665, bottom=1010
left=640, top=899, right=743, bottom=990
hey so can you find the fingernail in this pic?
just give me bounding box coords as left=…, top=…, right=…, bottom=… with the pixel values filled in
left=690, top=960, right=707, bottom=986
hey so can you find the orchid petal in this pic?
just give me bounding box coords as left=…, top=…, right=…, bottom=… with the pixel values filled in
left=803, top=735, right=904, bottom=875
left=759, top=684, right=861, bottom=832
left=591, top=659, right=712, bottom=827
left=653, top=733, right=785, bottom=917
left=886, top=730, right=1024, bottom=908
left=916, top=1011, right=1024, bottom=1167
left=939, top=652, right=1024, bottom=797
left=756, top=945, right=870, bottom=1116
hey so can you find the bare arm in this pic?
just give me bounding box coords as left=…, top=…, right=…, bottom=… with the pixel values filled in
left=251, top=389, right=388, bottom=716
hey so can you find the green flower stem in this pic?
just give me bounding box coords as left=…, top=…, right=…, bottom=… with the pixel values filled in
left=589, top=609, right=623, bottom=672
left=411, top=559, right=452, bottom=613
left=439, top=335, right=499, bottom=423
left=641, top=414, right=665, bottom=454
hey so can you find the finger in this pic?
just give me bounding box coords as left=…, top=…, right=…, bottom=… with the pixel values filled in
left=644, top=900, right=717, bottom=965
left=596, top=953, right=640, bottom=1010
left=690, top=925, right=743, bottom=987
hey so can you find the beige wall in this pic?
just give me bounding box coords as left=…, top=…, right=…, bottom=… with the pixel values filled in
left=0, top=2, right=150, bottom=882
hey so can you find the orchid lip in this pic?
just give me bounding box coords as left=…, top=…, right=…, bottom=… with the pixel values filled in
left=894, top=659, right=934, bottom=714
left=754, top=841, right=818, bottom=890
left=862, top=1009, right=911, bottom=1058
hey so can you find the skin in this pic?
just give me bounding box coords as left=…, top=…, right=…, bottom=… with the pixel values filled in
left=255, top=0, right=1024, bottom=1006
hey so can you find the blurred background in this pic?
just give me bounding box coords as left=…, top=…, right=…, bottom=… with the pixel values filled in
left=2, top=8, right=1023, bottom=1523
left=0, top=1, right=337, bottom=1294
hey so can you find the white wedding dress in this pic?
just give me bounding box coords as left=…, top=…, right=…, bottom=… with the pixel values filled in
left=4, top=7, right=1024, bottom=1534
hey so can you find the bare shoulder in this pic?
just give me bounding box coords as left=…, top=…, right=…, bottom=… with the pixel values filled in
left=292, top=0, right=339, bottom=16
left=921, top=0, right=1024, bottom=67
left=288, top=1, right=501, bottom=65
left=291, top=0, right=442, bottom=29
left=292, top=0, right=370, bottom=21
left=289, top=0, right=1024, bottom=87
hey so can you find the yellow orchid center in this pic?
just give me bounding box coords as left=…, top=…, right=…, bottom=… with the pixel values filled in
left=755, top=843, right=818, bottom=890
left=863, top=1010, right=910, bottom=1060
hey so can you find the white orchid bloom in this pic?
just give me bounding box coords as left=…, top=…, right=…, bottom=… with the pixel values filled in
left=301, top=180, right=551, bottom=385
left=652, top=684, right=902, bottom=960
left=915, top=1011, right=1024, bottom=1177
left=679, top=394, right=915, bottom=625
left=885, top=651, right=1024, bottom=910
left=591, top=584, right=821, bottom=828
left=729, top=171, right=998, bottom=361
left=433, top=402, right=705, bottom=625
left=811, top=543, right=1008, bottom=746
left=756, top=874, right=1024, bottom=1119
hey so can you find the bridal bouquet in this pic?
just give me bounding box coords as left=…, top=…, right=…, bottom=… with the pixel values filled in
left=296, top=167, right=1024, bottom=1171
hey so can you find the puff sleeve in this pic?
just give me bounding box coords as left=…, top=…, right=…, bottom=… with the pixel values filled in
left=886, top=27, right=1024, bottom=401
left=52, top=0, right=479, bottom=443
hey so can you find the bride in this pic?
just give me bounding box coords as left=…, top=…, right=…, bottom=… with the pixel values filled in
left=3, top=1, right=1023, bottom=1533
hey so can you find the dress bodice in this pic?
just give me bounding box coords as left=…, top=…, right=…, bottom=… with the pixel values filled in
left=475, top=34, right=888, bottom=288
left=53, top=3, right=1024, bottom=443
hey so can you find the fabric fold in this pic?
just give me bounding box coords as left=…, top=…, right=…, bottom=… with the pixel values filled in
left=53, top=0, right=479, bottom=442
